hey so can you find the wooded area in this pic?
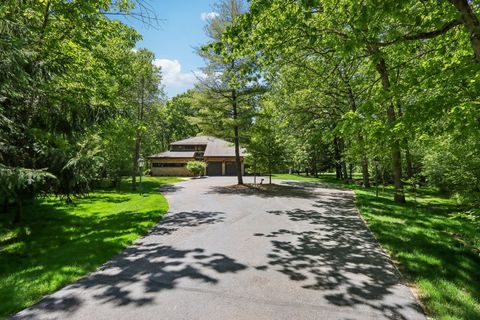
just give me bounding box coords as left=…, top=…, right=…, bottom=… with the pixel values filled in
left=1, top=0, right=479, bottom=218
left=0, top=1, right=199, bottom=222
left=198, top=0, right=480, bottom=209
left=1, top=0, right=479, bottom=319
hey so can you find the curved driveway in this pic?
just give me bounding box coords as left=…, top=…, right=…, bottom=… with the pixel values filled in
left=13, top=177, right=425, bottom=320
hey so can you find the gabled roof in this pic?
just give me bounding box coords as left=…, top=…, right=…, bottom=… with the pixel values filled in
left=148, top=151, right=195, bottom=158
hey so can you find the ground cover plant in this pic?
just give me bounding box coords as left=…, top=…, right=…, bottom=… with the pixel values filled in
left=0, top=176, right=180, bottom=319
left=273, top=173, right=480, bottom=319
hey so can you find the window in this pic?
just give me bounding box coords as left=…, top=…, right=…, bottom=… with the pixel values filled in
left=170, top=145, right=206, bottom=151
left=194, top=152, right=205, bottom=159
left=152, top=163, right=185, bottom=167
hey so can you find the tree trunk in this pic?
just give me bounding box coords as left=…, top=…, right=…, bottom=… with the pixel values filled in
left=342, top=162, right=348, bottom=181
left=370, top=45, right=406, bottom=203
left=334, top=137, right=342, bottom=179
left=232, top=89, right=243, bottom=185
left=397, top=104, right=414, bottom=180
left=362, top=156, right=370, bottom=187
left=13, top=196, right=22, bottom=224
left=132, top=77, right=146, bottom=191
left=312, top=153, right=318, bottom=178
left=132, top=130, right=140, bottom=191
left=2, top=196, right=9, bottom=213
left=449, top=0, right=480, bottom=61
left=349, top=163, right=353, bottom=179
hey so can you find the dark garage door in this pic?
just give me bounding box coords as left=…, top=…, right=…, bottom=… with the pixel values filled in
left=225, top=161, right=238, bottom=176
left=206, top=162, right=222, bottom=176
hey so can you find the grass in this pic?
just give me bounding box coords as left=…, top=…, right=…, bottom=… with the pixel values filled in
left=0, top=176, right=181, bottom=319
left=273, top=173, right=480, bottom=320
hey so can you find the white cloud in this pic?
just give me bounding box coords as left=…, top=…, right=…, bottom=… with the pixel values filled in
left=201, top=11, right=219, bottom=21
left=153, top=58, right=204, bottom=92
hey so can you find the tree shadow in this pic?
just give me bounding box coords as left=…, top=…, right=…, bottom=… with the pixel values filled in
left=207, top=183, right=318, bottom=199
left=354, top=192, right=480, bottom=316
left=261, top=192, right=425, bottom=319
left=158, top=184, right=185, bottom=194
left=148, top=210, right=225, bottom=236
left=280, top=180, right=346, bottom=190
left=12, top=243, right=247, bottom=319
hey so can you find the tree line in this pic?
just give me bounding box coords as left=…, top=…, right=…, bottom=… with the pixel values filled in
left=186, top=0, right=479, bottom=207
left=2, top=0, right=479, bottom=222
left=0, top=0, right=198, bottom=222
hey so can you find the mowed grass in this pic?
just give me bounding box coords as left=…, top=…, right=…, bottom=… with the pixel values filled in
left=273, top=173, right=480, bottom=319
left=0, top=176, right=181, bottom=319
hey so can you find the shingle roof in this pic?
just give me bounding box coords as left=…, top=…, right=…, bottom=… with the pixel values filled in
left=147, top=151, right=195, bottom=158
left=149, top=136, right=246, bottom=158
left=170, top=136, right=220, bottom=145
left=204, top=139, right=247, bottom=157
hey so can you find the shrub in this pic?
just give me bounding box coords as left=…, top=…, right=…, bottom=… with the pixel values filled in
left=186, top=161, right=206, bottom=177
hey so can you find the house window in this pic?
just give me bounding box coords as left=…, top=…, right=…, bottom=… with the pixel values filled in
left=194, top=152, right=205, bottom=159
left=171, top=145, right=195, bottom=151
left=152, top=163, right=185, bottom=167
left=170, top=145, right=206, bottom=151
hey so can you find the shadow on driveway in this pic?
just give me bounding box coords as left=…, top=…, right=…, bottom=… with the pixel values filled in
left=13, top=243, right=248, bottom=319
left=254, top=191, right=424, bottom=320
left=12, top=209, right=244, bottom=319
left=149, top=210, right=225, bottom=236
left=207, top=183, right=318, bottom=199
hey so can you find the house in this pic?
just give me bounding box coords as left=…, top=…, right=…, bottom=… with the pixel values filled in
left=147, top=136, right=247, bottom=176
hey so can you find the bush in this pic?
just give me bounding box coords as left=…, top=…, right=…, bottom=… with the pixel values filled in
left=186, top=161, right=206, bottom=177
left=423, top=135, right=480, bottom=201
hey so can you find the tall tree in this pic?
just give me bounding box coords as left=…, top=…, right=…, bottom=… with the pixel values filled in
left=129, top=49, right=162, bottom=191
left=196, top=0, right=260, bottom=185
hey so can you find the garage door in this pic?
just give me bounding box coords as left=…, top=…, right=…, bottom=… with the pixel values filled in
left=225, top=161, right=238, bottom=176
left=206, top=161, right=222, bottom=176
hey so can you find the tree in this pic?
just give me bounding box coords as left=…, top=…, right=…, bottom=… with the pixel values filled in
left=247, top=102, right=286, bottom=184
left=156, top=91, right=200, bottom=151
left=0, top=165, right=55, bottom=223
left=0, top=0, right=162, bottom=221
left=128, top=49, right=162, bottom=191
left=196, top=0, right=261, bottom=185
left=227, top=0, right=480, bottom=204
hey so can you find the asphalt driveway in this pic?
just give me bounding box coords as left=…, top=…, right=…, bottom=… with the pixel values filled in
left=13, top=177, right=425, bottom=320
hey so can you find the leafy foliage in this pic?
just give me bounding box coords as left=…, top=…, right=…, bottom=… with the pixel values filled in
left=247, top=102, right=286, bottom=183
left=0, top=0, right=165, bottom=221
left=186, top=161, right=207, bottom=177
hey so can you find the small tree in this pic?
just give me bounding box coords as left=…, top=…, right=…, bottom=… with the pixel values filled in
left=186, top=161, right=207, bottom=177
left=0, top=165, right=55, bottom=223
left=247, top=104, right=286, bottom=184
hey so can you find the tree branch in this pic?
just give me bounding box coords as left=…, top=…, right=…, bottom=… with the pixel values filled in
left=377, top=19, right=462, bottom=47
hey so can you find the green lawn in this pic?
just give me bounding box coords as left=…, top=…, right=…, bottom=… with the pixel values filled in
left=0, top=176, right=181, bottom=319
left=273, top=173, right=480, bottom=320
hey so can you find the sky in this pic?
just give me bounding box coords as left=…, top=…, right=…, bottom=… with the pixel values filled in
left=121, top=0, right=217, bottom=97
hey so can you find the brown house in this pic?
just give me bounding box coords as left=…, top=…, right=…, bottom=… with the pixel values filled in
left=147, top=136, right=246, bottom=176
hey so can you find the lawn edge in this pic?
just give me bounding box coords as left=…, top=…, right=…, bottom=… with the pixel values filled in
left=349, top=190, right=430, bottom=319
left=6, top=179, right=177, bottom=319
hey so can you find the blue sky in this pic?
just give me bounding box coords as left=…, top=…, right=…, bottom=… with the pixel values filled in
left=122, top=0, right=217, bottom=97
